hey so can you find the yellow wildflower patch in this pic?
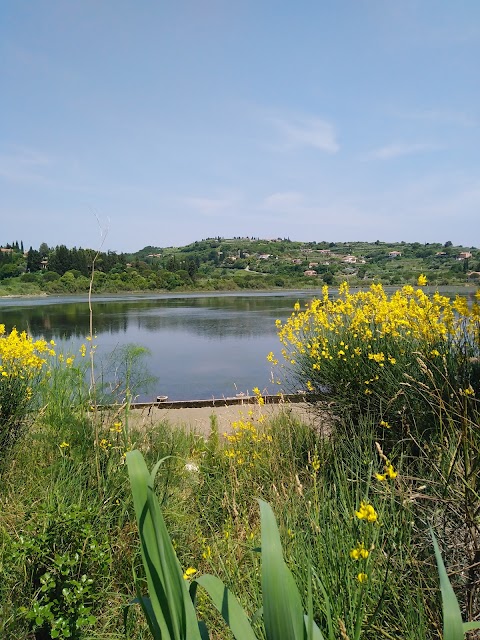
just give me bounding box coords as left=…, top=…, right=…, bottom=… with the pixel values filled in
left=355, top=501, right=378, bottom=523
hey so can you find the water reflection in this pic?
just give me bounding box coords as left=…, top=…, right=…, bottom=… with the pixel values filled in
left=0, top=289, right=473, bottom=401
left=0, top=293, right=310, bottom=341
left=0, top=293, right=317, bottom=400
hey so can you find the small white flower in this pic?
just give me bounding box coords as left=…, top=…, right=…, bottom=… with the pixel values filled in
left=184, top=462, right=199, bottom=473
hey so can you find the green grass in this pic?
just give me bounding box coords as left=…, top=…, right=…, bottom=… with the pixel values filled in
left=1, top=323, right=480, bottom=637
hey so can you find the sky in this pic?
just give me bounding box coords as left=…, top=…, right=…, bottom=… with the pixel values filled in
left=1, top=1, right=479, bottom=253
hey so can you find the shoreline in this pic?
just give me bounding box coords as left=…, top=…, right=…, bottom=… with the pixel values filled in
left=0, top=282, right=477, bottom=301
left=127, top=400, right=321, bottom=436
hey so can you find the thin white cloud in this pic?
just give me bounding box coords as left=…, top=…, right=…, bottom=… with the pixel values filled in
left=267, top=113, right=339, bottom=153
left=181, top=194, right=239, bottom=217
left=367, top=142, right=441, bottom=160
left=263, top=191, right=305, bottom=210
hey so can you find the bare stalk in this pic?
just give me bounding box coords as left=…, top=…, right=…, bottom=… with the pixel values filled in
left=87, top=214, right=108, bottom=494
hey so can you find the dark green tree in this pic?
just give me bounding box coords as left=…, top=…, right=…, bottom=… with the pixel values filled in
left=26, top=248, right=42, bottom=272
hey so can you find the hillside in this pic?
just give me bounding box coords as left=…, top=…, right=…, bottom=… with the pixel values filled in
left=0, top=238, right=479, bottom=295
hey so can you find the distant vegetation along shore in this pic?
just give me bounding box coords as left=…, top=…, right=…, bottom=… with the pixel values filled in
left=0, top=237, right=479, bottom=296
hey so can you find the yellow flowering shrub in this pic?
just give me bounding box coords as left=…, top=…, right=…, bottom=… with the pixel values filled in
left=0, top=324, right=54, bottom=467
left=274, top=283, right=480, bottom=436
left=224, top=412, right=272, bottom=469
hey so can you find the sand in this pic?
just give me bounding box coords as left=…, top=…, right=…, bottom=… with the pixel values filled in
left=127, top=401, right=321, bottom=437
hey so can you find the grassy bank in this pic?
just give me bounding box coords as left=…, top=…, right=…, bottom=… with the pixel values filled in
left=0, top=285, right=479, bottom=638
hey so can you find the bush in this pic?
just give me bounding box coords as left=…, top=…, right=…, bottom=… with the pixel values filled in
left=8, top=502, right=110, bottom=639
left=0, top=325, right=55, bottom=471
left=274, top=282, right=480, bottom=440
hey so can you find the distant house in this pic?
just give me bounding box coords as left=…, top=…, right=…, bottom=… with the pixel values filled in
left=258, top=254, right=271, bottom=260
left=0, top=247, right=14, bottom=254
left=457, top=251, right=472, bottom=260
left=318, top=249, right=331, bottom=255
left=388, top=251, right=402, bottom=258
left=308, top=262, right=319, bottom=268
left=40, top=259, right=48, bottom=270
left=342, top=255, right=357, bottom=264
left=303, top=270, right=317, bottom=277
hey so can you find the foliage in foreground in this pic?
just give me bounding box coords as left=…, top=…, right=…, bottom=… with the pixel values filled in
left=127, top=448, right=480, bottom=640
left=126, top=449, right=323, bottom=639
left=2, top=287, right=480, bottom=637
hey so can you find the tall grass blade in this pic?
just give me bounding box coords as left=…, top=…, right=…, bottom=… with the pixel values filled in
left=303, top=615, right=325, bottom=640
left=195, top=574, right=258, bottom=640
left=124, top=595, right=160, bottom=639
left=258, top=498, right=306, bottom=640
left=126, top=450, right=202, bottom=640
left=197, top=620, right=210, bottom=640
left=430, top=529, right=464, bottom=640
left=312, top=570, right=333, bottom=640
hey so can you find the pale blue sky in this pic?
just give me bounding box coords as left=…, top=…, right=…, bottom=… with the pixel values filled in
left=1, top=1, right=479, bottom=252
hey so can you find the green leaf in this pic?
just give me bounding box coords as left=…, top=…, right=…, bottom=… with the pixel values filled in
left=250, top=607, right=263, bottom=626
left=463, top=621, right=480, bottom=632
left=430, top=530, right=464, bottom=640
left=196, top=574, right=258, bottom=640
left=198, top=620, right=210, bottom=640
left=126, top=450, right=202, bottom=640
left=258, top=499, right=306, bottom=640
left=306, top=566, right=325, bottom=640
left=303, top=615, right=325, bottom=640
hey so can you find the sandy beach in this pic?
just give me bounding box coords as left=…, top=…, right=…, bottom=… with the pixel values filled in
left=128, top=400, right=321, bottom=437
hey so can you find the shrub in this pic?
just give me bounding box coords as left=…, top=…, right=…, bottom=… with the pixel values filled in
left=0, top=325, right=54, bottom=471
left=9, top=502, right=110, bottom=639
left=274, top=283, right=480, bottom=440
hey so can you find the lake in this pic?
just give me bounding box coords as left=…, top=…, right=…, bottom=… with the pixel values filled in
left=0, top=287, right=475, bottom=401
left=0, top=291, right=320, bottom=401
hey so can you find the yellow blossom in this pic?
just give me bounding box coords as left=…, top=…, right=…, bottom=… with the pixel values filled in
left=355, top=501, right=378, bottom=523
left=417, top=274, right=428, bottom=286
left=385, top=462, right=398, bottom=479
left=350, top=542, right=369, bottom=560
left=183, top=567, right=197, bottom=580
left=357, top=572, right=368, bottom=583
left=98, top=438, right=112, bottom=452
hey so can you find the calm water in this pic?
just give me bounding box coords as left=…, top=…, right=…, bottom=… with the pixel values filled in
left=0, top=288, right=475, bottom=401
left=0, top=292, right=321, bottom=401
